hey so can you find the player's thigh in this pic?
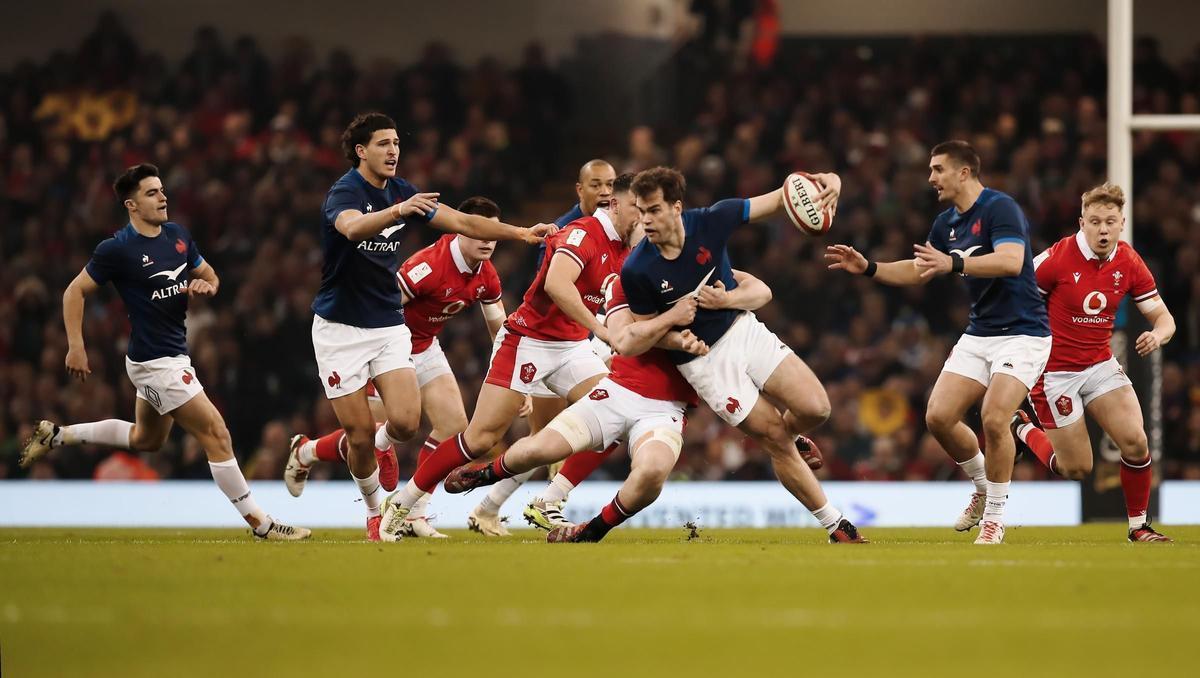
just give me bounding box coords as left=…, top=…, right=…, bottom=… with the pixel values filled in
left=169, top=391, right=234, bottom=457
left=736, top=396, right=789, bottom=449
left=467, top=383, right=528, bottom=441
left=628, top=415, right=684, bottom=480
left=761, top=353, right=829, bottom=418
left=980, top=373, right=1030, bottom=431
left=1084, top=385, right=1147, bottom=454
left=1042, top=418, right=1093, bottom=470
left=926, top=370, right=987, bottom=429
left=530, top=396, right=567, bottom=433
left=131, top=396, right=174, bottom=452
left=327, top=387, right=377, bottom=445
left=419, top=373, right=468, bottom=435
left=372, top=367, right=421, bottom=428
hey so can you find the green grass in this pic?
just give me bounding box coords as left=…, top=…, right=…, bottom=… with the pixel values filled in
left=1, top=525, right=1197, bottom=677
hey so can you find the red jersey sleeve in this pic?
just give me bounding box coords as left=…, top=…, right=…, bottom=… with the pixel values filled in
left=1033, top=242, right=1058, bottom=296
left=1128, top=247, right=1160, bottom=304
left=480, top=262, right=502, bottom=304
left=398, top=251, right=438, bottom=298
left=553, top=222, right=598, bottom=271
left=606, top=277, right=630, bottom=316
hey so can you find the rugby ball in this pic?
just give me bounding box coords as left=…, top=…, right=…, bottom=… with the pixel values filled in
left=783, top=172, right=832, bottom=236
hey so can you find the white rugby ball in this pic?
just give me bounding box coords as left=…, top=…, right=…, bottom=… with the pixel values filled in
left=783, top=172, right=832, bottom=235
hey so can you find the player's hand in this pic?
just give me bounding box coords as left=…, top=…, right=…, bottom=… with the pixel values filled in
left=678, top=330, right=709, bottom=357
left=393, top=192, right=440, bottom=219
left=1135, top=330, right=1164, bottom=356
left=518, top=395, right=533, bottom=418
left=696, top=280, right=732, bottom=310
left=914, top=242, right=953, bottom=278
left=824, top=244, right=868, bottom=275
left=65, top=345, right=91, bottom=382
left=665, top=295, right=700, bottom=324
left=809, top=172, right=842, bottom=212
left=187, top=279, right=217, bottom=297
left=523, top=222, right=557, bottom=245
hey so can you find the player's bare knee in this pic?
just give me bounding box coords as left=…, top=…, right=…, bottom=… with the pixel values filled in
left=1117, top=431, right=1149, bottom=459
left=128, top=428, right=166, bottom=453
left=1058, top=459, right=1092, bottom=480
left=925, top=407, right=955, bottom=436
left=980, top=409, right=1010, bottom=441
left=385, top=417, right=419, bottom=442
left=343, top=425, right=375, bottom=453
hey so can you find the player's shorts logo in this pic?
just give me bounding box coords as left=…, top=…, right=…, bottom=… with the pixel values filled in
left=725, top=397, right=741, bottom=414
left=696, top=246, right=712, bottom=265
left=143, top=386, right=162, bottom=410
left=1083, top=291, right=1108, bottom=315
left=589, top=389, right=610, bottom=401
left=327, top=371, right=342, bottom=389
left=520, top=363, right=537, bottom=384
left=1055, top=395, right=1073, bottom=417
left=181, top=370, right=194, bottom=385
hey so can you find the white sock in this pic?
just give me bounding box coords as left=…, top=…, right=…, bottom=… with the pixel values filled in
left=479, top=470, right=535, bottom=514
left=394, top=479, right=425, bottom=509
left=411, top=492, right=432, bottom=518
left=297, top=439, right=319, bottom=465
left=540, top=473, right=575, bottom=504
left=982, top=480, right=1009, bottom=524
left=957, top=452, right=989, bottom=494
left=209, top=459, right=271, bottom=534
left=1128, top=512, right=1148, bottom=530
left=353, top=468, right=383, bottom=516
left=811, top=502, right=844, bottom=533
left=374, top=424, right=402, bottom=450
left=56, top=420, right=134, bottom=448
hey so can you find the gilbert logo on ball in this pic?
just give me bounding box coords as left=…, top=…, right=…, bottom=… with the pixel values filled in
left=783, top=172, right=832, bottom=235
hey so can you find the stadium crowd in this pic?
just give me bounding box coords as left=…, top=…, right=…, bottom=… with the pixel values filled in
left=2, top=13, right=1198, bottom=486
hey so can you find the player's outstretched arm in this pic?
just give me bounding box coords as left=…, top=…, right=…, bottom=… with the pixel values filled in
left=187, top=261, right=219, bottom=297
left=747, top=172, right=841, bottom=222
left=335, top=192, right=441, bottom=241
left=429, top=205, right=554, bottom=245
left=1135, top=299, right=1176, bottom=356
left=63, top=269, right=100, bottom=381
left=913, top=241, right=1023, bottom=279
left=545, top=253, right=609, bottom=343
left=610, top=297, right=699, bottom=357
left=698, top=270, right=771, bottom=311
left=825, top=244, right=928, bottom=286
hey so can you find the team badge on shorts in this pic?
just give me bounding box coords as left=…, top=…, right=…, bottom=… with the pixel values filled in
left=181, top=370, right=194, bottom=384
left=520, top=363, right=537, bottom=384
left=725, top=397, right=741, bottom=414
left=327, top=371, right=342, bottom=389
left=589, top=389, right=610, bottom=401
left=1055, top=395, right=1073, bottom=417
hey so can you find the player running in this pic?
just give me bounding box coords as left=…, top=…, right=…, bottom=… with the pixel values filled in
left=285, top=196, right=512, bottom=538
left=825, top=140, right=1050, bottom=544
left=377, top=173, right=642, bottom=541
left=313, top=113, right=551, bottom=541
left=465, top=159, right=618, bottom=535
left=20, top=163, right=309, bottom=540
left=1011, top=183, right=1175, bottom=542
left=614, top=166, right=865, bottom=543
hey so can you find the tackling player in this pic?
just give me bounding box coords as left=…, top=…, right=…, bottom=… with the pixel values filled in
left=20, top=163, right=309, bottom=540
left=377, top=173, right=641, bottom=541
left=312, top=113, right=551, bottom=541
left=616, top=166, right=866, bottom=543
left=826, top=140, right=1050, bottom=544
left=285, top=196, right=511, bottom=538
left=1011, top=183, right=1174, bottom=542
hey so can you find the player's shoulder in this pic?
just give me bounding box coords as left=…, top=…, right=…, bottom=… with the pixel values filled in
left=387, top=176, right=419, bottom=196
left=931, top=206, right=956, bottom=229
left=1034, top=235, right=1072, bottom=270
left=162, top=221, right=192, bottom=238
left=623, top=238, right=658, bottom=269
left=1115, top=240, right=1145, bottom=263
left=981, top=189, right=1024, bottom=217
left=554, top=203, right=584, bottom=228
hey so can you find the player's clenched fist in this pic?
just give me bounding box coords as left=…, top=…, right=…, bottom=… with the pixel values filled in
left=666, top=295, right=699, bottom=325
left=678, top=329, right=708, bottom=356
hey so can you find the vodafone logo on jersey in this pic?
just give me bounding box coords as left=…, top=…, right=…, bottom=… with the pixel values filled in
left=1071, top=291, right=1111, bottom=324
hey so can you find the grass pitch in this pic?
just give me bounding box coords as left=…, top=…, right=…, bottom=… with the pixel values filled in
left=1, top=525, right=1197, bottom=677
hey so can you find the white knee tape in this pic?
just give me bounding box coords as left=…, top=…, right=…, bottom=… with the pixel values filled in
left=639, top=428, right=683, bottom=461
left=545, top=410, right=595, bottom=452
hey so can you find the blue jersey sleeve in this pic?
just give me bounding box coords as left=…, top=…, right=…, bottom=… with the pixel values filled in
left=620, top=267, right=657, bottom=316
left=323, top=183, right=361, bottom=228
left=698, top=198, right=750, bottom=242
left=85, top=238, right=120, bottom=286
left=988, top=198, right=1027, bottom=247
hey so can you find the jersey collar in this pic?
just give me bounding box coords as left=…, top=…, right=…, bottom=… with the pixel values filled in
left=593, top=208, right=620, bottom=242
left=450, top=236, right=479, bottom=274
left=1075, top=230, right=1116, bottom=262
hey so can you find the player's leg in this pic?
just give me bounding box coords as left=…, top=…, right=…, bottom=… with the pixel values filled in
left=328, top=387, right=387, bottom=532
left=171, top=391, right=309, bottom=540
left=1084, top=385, right=1170, bottom=541
left=549, top=427, right=679, bottom=543
left=925, top=370, right=989, bottom=530
left=401, top=372, right=467, bottom=538
left=759, top=353, right=830, bottom=470
left=285, top=384, right=395, bottom=497
left=974, top=373, right=1031, bottom=543
left=470, top=394, right=559, bottom=536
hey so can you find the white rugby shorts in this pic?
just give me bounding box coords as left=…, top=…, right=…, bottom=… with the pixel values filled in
left=1029, top=356, right=1132, bottom=429
left=125, top=354, right=204, bottom=415
left=677, top=312, right=792, bottom=426
left=942, top=333, right=1051, bottom=391
left=484, top=326, right=608, bottom=398
left=311, top=315, right=414, bottom=399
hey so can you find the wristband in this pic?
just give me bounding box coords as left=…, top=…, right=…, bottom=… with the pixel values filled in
left=951, top=253, right=964, bottom=274
left=863, top=261, right=878, bottom=278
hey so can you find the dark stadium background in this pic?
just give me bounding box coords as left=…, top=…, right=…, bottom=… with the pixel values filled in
left=2, top=1, right=1198, bottom=493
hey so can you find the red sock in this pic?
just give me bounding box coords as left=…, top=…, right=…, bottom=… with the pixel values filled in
left=559, top=442, right=619, bottom=485
left=412, top=433, right=475, bottom=492
left=419, top=436, right=440, bottom=467
left=489, top=455, right=515, bottom=480
left=314, top=429, right=347, bottom=463
left=1018, top=423, right=1059, bottom=475
left=1119, top=456, right=1153, bottom=520
left=599, top=494, right=635, bottom=528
